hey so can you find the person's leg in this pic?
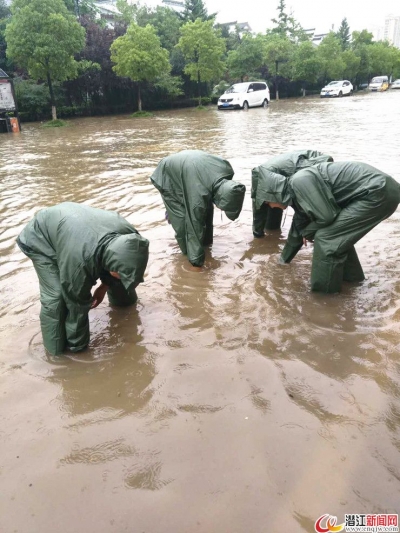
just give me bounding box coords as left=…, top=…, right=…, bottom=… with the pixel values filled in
left=265, top=205, right=283, bottom=230
left=30, top=254, right=67, bottom=355
left=161, top=193, right=187, bottom=255
left=203, top=204, right=214, bottom=246
left=311, top=185, right=399, bottom=293
left=107, top=284, right=138, bottom=307
left=343, top=246, right=365, bottom=282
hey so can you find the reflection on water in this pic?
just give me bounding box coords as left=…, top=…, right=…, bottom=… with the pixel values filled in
left=1, top=92, right=400, bottom=532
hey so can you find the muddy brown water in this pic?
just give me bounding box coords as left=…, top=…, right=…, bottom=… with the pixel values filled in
left=1, top=92, right=400, bottom=533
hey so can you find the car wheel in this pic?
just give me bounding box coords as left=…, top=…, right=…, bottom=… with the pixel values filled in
left=338, top=91, right=343, bottom=97
left=262, top=99, right=268, bottom=108
left=243, top=101, right=249, bottom=110
left=349, top=89, right=353, bottom=95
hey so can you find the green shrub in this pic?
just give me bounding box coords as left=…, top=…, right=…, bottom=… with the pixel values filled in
left=41, top=119, right=68, bottom=127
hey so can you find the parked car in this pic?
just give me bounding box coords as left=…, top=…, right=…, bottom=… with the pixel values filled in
left=217, top=82, right=270, bottom=110
left=368, top=76, right=389, bottom=91
left=390, top=79, right=400, bottom=89
left=320, top=80, right=353, bottom=98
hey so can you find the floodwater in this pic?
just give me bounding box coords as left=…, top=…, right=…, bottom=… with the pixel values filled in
left=1, top=91, right=400, bottom=533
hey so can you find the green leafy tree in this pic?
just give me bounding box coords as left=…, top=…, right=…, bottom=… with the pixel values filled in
left=263, top=33, right=293, bottom=99
left=290, top=40, right=321, bottom=96
left=177, top=19, right=226, bottom=105
left=351, top=30, right=374, bottom=85
left=0, top=0, right=11, bottom=72
left=5, top=0, right=85, bottom=120
left=137, top=6, right=182, bottom=52
left=336, top=18, right=351, bottom=50
left=340, top=50, right=360, bottom=83
left=316, top=32, right=345, bottom=84
left=111, top=23, right=170, bottom=111
left=227, top=34, right=265, bottom=82
left=369, top=42, right=400, bottom=80
left=180, top=0, right=215, bottom=23
left=271, top=0, right=305, bottom=42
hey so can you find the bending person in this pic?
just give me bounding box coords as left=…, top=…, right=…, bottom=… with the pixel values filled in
left=253, top=161, right=400, bottom=293
left=17, top=202, right=149, bottom=355
left=150, top=150, right=245, bottom=267
left=252, top=150, right=333, bottom=237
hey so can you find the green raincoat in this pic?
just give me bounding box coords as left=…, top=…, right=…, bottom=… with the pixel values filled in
left=17, top=202, right=149, bottom=355
left=256, top=161, right=400, bottom=293
left=150, top=150, right=246, bottom=266
left=252, top=150, right=333, bottom=236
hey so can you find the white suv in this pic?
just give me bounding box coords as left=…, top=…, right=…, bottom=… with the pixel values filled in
left=320, top=80, right=353, bottom=98
left=218, top=82, right=270, bottom=110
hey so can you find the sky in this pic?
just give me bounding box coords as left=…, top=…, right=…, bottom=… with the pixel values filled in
left=147, top=0, right=400, bottom=35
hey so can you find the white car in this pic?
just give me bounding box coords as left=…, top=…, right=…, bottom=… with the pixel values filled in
left=218, top=81, right=270, bottom=110
left=390, top=79, right=400, bottom=89
left=320, top=80, right=353, bottom=98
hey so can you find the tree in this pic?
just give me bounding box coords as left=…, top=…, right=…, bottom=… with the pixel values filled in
left=137, top=6, right=182, bottom=52
left=111, top=23, right=170, bottom=111
left=180, top=0, right=215, bottom=23
left=5, top=0, right=85, bottom=120
left=271, top=0, right=305, bottom=42
left=336, top=18, right=351, bottom=50
left=263, top=34, right=293, bottom=99
left=290, top=40, right=321, bottom=96
left=177, top=19, right=226, bottom=105
left=351, top=30, right=374, bottom=85
left=341, top=50, right=360, bottom=83
left=227, top=34, right=265, bottom=82
left=316, top=32, right=345, bottom=84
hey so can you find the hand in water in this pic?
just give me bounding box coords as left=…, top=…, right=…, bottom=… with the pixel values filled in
left=91, top=283, right=108, bottom=308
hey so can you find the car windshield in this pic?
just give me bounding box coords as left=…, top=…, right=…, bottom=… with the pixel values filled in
left=371, top=77, right=386, bottom=83
left=225, top=83, right=249, bottom=94
left=327, top=81, right=341, bottom=86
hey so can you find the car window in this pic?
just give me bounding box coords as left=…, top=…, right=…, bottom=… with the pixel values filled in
left=254, top=83, right=265, bottom=91
left=248, top=84, right=254, bottom=92
left=343, top=82, right=349, bottom=86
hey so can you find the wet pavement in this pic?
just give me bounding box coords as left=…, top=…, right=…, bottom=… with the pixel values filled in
left=1, top=91, right=400, bottom=533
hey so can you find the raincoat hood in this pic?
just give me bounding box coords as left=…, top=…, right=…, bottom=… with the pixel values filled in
left=103, top=233, right=149, bottom=291
left=253, top=168, right=292, bottom=210
left=213, top=180, right=246, bottom=220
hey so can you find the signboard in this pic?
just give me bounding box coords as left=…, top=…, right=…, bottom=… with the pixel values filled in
left=0, top=80, right=16, bottom=111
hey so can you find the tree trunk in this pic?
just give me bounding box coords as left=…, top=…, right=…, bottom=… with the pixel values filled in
left=302, top=86, right=306, bottom=97
left=46, top=71, right=57, bottom=120
left=275, top=61, right=279, bottom=101
left=137, top=83, right=142, bottom=111
left=197, top=71, right=202, bottom=106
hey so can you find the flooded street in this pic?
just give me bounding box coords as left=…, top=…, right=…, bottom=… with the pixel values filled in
left=1, top=91, right=400, bottom=533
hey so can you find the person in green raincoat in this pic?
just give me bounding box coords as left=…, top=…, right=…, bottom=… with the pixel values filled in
left=251, top=150, right=333, bottom=237
left=17, top=202, right=149, bottom=355
left=253, top=161, right=400, bottom=293
left=150, top=150, right=246, bottom=267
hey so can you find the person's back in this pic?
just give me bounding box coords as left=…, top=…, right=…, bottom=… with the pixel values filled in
left=17, top=202, right=149, bottom=355
left=252, top=149, right=333, bottom=236
left=151, top=150, right=245, bottom=267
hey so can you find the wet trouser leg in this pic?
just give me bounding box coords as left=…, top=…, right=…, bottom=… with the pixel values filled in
left=203, top=204, right=214, bottom=246
left=30, top=253, right=67, bottom=355
left=107, top=284, right=138, bottom=307
left=161, top=193, right=187, bottom=255
left=252, top=201, right=283, bottom=236
left=311, top=179, right=400, bottom=293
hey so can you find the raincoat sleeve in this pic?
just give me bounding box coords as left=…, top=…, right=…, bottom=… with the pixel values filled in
left=185, top=202, right=208, bottom=266
left=251, top=168, right=267, bottom=237
left=280, top=211, right=310, bottom=263
left=291, top=172, right=341, bottom=241
left=60, top=266, right=94, bottom=352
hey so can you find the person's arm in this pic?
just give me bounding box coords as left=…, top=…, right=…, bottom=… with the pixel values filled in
left=185, top=203, right=208, bottom=267
left=91, top=283, right=109, bottom=309
left=280, top=210, right=310, bottom=263
left=291, top=171, right=340, bottom=241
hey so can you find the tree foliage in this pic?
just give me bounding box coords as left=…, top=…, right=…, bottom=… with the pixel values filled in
left=5, top=0, right=85, bottom=119
left=177, top=19, right=225, bottom=104
left=227, top=34, right=265, bottom=82
left=111, top=23, right=170, bottom=110
left=336, top=18, right=351, bottom=50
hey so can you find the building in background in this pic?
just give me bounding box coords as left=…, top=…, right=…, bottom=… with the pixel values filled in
left=384, top=14, right=400, bottom=48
